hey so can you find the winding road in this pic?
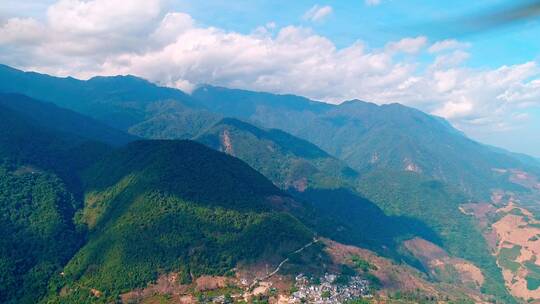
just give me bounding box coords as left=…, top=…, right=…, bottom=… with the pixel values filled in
left=249, top=238, right=319, bottom=289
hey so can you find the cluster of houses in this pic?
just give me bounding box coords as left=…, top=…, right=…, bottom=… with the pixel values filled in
left=289, top=273, right=371, bottom=303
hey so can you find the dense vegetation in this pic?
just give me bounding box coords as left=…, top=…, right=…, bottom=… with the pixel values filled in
left=0, top=93, right=136, bottom=146
left=0, top=97, right=119, bottom=196
left=196, top=118, right=358, bottom=190
left=0, top=95, right=130, bottom=303
left=0, top=162, right=82, bottom=304
left=196, top=118, right=439, bottom=255
left=45, top=140, right=315, bottom=303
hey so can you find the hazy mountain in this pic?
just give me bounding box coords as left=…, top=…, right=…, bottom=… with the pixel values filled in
left=1, top=66, right=533, bottom=201
left=0, top=93, right=136, bottom=146
left=192, top=85, right=537, bottom=199
left=0, top=64, right=199, bottom=130
left=196, top=117, right=358, bottom=190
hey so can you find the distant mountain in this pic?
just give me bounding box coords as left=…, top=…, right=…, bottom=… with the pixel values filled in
left=49, top=140, right=315, bottom=303
left=192, top=85, right=537, bottom=199
left=0, top=64, right=199, bottom=130
left=0, top=93, right=136, bottom=146
left=1, top=66, right=533, bottom=201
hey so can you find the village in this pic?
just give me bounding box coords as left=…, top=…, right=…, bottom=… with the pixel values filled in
left=288, top=273, right=371, bottom=303
left=204, top=272, right=371, bottom=304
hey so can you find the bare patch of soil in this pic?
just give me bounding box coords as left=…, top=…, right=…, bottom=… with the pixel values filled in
left=403, top=237, right=485, bottom=288
left=323, top=238, right=486, bottom=302
left=490, top=201, right=540, bottom=300
left=220, top=129, right=234, bottom=155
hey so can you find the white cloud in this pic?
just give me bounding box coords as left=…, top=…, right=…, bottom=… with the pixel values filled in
left=365, top=0, right=382, bottom=6
left=0, top=0, right=539, bottom=142
left=303, top=5, right=333, bottom=22
left=0, top=17, right=45, bottom=45
left=431, top=50, right=470, bottom=68
left=151, top=12, right=194, bottom=44
left=47, top=0, right=161, bottom=34
left=386, top=36, right=427, bottom=54
left=428, top=39, right=470, bottom=53
left=433, top=100, right=474, bottom=119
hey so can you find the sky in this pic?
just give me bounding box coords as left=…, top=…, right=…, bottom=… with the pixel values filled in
left=0, top=0, right=539, bottom=156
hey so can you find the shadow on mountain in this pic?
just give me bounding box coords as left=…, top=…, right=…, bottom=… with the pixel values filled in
left=290, top=187, right=441, bottom=257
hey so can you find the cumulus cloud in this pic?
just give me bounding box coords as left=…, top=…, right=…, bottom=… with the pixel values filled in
left=303, top=5, right=333, bottom=22
left=385, top=36, right=427, bottom=54
left=0, top=0, right=539, bottom=139
left=0, top=18, right=45, bottom=45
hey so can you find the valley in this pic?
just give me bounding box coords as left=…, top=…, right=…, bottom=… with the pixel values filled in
left=0, top=65, right=539, bottom=303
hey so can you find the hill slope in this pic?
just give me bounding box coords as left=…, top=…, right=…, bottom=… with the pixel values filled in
left=0, top=164, right=82, bottom=304
left=196, top=117, right=358, bottom=190
left=48, top=140, right=315, bottom=303
left=0, top=97, right=122, bottom=303
left=196, top=118, right=439, bottom=253
left=0, top=93, right=136, bottom=146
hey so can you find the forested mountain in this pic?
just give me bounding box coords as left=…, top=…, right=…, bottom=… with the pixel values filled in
left=0, top=93, right=136, bottom=146
left=0, top=92, right=141, bottom=195
left=0, top=97, right=317, bottom=303
left=47, top=140, right=315, bottom=303
left=0, top=64, right=199, bottom=130
left=192, top=85, right=537, bottom=199
left=0, top=96, right=124, bottom=303
left=195, top=118, right=439, bottom=252
left=196, top=117, right=358, bottom=190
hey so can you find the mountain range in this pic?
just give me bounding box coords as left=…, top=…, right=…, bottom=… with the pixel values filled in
left=1, top=64, right=540, bottom=303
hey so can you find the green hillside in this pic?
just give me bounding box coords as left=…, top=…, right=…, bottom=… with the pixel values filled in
left=0, top=93, right=136, bottom=146
left=196, top=118, right=438, bottom=253
left=0, top=98, right=121, bottom=303
left=0, top=163, right=82, bottom=304
left=196, top=117, right=358, bottom=190
left=0, top=97, right=317, bottom=303
left=47, top=140, right=314, bottom=303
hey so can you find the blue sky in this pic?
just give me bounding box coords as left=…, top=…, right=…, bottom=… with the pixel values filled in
left=173, top=0, right=540, bottom=68
left=0, top=0, right=539, bottom=156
